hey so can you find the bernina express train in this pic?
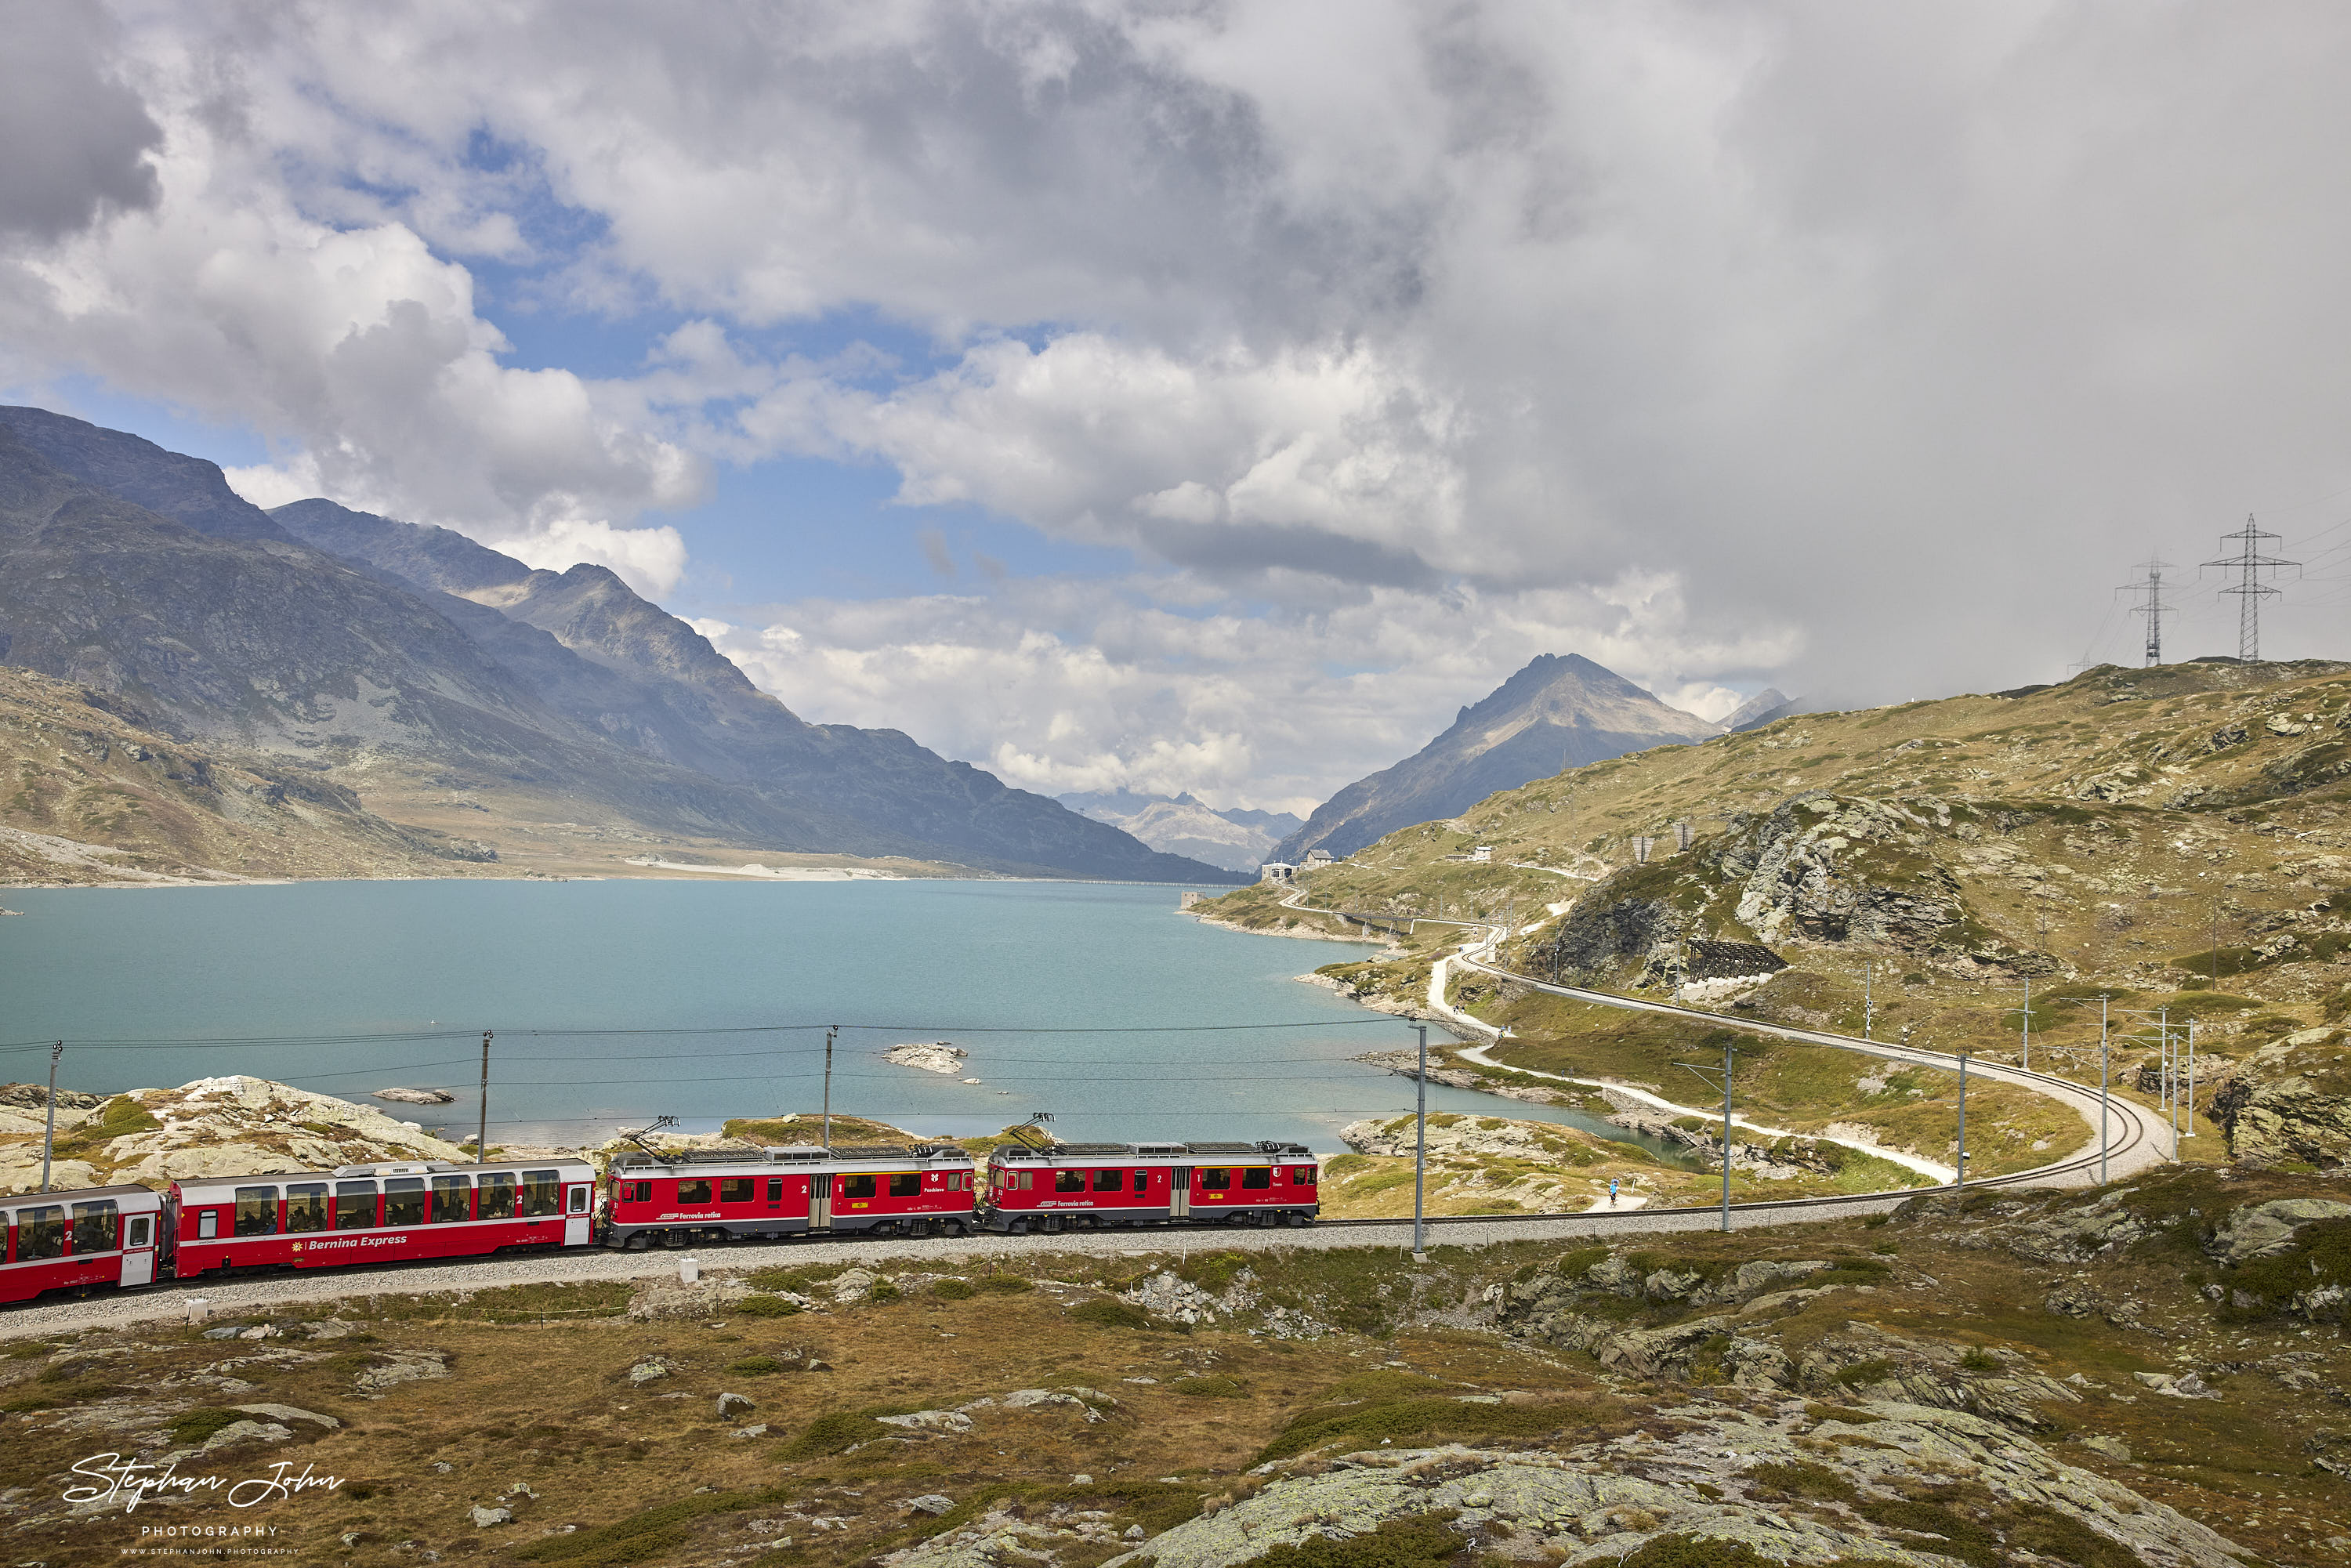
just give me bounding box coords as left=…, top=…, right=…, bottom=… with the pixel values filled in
left=0, top=1135, right=1319, bottom=1305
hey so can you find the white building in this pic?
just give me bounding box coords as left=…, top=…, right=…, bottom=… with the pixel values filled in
left=1259, top=861, right=1297, bottom=883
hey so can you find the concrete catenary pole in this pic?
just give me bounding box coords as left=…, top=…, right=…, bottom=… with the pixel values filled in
left=1412, top=1023, right=1429, bottom=1260
left=40, top=1041, right=62, bottom=1193
left=2099, top=997, right=2111, bottom=1185
left=1956, top=1051, right=1969, bottom=1188
left=1718, top=1034, right=1734, bottom=1233
left=476, top=1030, right=492, bottom=1163
left=822, top=1025, right=838, bottom=1150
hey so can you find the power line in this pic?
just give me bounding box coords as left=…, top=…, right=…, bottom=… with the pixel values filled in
left=0, top=1017, right=1394, bottom=1055
left=2202, top=516, right=2298, bottom=661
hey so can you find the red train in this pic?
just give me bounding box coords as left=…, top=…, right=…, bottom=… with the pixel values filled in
left=0, top=1135, right=1320, bottom=1306
left=980, top=1140, right=1317, bottom=1233
left=603, top=1144, right=978, bottom=1247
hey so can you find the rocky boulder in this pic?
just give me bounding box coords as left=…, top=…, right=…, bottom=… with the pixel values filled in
left=1097, top=1404, right=2241, bottom=1568
left=2206, top=1197, right=2351, bottom=1264
left=2213, top=1037, right=2351, bottom=1169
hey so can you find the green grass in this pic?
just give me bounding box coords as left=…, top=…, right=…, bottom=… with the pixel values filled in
left=1168, top=1374, right=1250, bottom=1398
left=166, top=1407, right=253, bottom=1447
left=1242, top=1512, right=1469, bottom=1568
left=1069, top=1298, right=1157, bottom=1331
left=731, top=1294, right=802, bottom=1317
left=776, top=1410, right=890, bottom=1461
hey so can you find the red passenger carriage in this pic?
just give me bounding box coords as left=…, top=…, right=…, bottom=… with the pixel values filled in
left=601, top=1143, right=978, bottom=1247
left=980, top=1139, right=1317, bottom=1233
left=0, top=1186, right=165, bottom=1304
left=168, top=1159, right=596, bottom=1276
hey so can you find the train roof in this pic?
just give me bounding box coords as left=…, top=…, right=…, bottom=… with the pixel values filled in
left=609, top=1143, right=973, bottom=1171
left=0, top=1183, right=162, bottom=1208
left=991, top=1139, right=1313, bottom=1162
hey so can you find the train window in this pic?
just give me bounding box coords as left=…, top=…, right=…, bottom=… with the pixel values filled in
left=1242, top=1168, right=1272, bottom=1190
left=719, top=1178, right=753, bottom=1204
left=568, top=1184, right=590, bottom=1215
left=126, top=1215, right=151, bottom=1248
left=520, top=1171, right=562, bottom=1218
left=676, top=1179, right=712, bottom=1205
left=1093, top=1169, right=1123, bottom=1193
left=1199, top=1168, right=1231, bottom=1190
left=1295, top=1167, right=1317, bottom=1188
left=1053, top=1170, right=1086, bottom=1193
left=384, top=1179, right=426, bottom=1227
left=766, top=1179, right=784, bottom=1202
left=286, top=1185, right=328, bottom=1233
left=841, top=1175, right=877, bottom=1200
left=633, top=1181, right=655, bottom=1203
left=1018, top=1171, right=1034, bottom=1190
left=71, top=1201, right=120, bottom=1253
left=430, top=1175, right=472, bottom=1223
left=1134, top=1170, right=1150, bottom=1187
left=196, top=1211, right=218, bottom=1241
left=233, top=1186, right=279, bottom=1237
left=334, top=1182, right=378, bottom=1230
left=21, top=1205, right=64, bottom=1258
left=479, top=1173, right=518, bottom=1219
left=888, top=1173, right=922, bottom=1197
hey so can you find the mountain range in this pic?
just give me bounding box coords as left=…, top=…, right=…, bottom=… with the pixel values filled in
left=1270, top=652, right=1722, bottom=863
left=0, top=406, right=1235, bottom=883
left=1056, top=791, right=1304, bottom=874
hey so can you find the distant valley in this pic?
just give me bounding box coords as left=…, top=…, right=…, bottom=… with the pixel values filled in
left=1057, top=791, right=1303, bottom=874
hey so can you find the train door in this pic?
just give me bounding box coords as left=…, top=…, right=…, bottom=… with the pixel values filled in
left=119, top=1211, right=156, bottom=1287
left=810, top=1178, right=833, bottom=1233
left=563, top=1181, right=592, bottom=1247
left=1169, top=1168, right=1191, bottom=1219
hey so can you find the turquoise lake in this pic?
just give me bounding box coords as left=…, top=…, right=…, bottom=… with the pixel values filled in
left=0, top=878, right=1662, bottom=1155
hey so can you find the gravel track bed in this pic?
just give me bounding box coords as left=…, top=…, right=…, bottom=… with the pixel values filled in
left=0, top=1193, right=1922, bottom=1339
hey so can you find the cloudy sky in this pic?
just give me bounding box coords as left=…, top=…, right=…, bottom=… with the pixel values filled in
left=5, top=2, right=2351, bottom=814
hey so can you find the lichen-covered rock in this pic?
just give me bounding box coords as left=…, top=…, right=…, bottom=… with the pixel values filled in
left=354, top=1350, right=449, bottom=1395
left=1795, top=1324, right=2078, bottom=1429
left=1099, top=1402, right=2242, bottom=1568
left=2214, top=1046, right=2351, bottom=1169
left=2205, top=1197, right=2351, bottom=1263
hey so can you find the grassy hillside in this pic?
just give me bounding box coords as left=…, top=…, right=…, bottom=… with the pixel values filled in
left=1201, top=659, right=2351, bottom=1168
left=0, top=666, right=501, bottom=884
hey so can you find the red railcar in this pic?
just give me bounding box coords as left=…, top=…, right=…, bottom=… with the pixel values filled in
left=601, top=1143, right=977, bottom=1248
left=167, top=1159, right=596, bottom=1277
left=0, top=1185, right=165, bottom=1304
left=980, top=1139, right=1317, bottom=1233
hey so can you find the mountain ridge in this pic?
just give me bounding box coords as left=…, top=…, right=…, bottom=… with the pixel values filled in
left=0, top=406, right=1237, bottom=883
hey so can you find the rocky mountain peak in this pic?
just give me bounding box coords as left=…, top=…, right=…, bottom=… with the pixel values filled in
left=1274, top=653, right=1720, bottom=862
